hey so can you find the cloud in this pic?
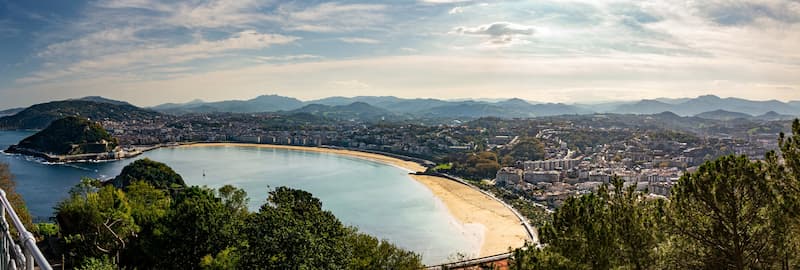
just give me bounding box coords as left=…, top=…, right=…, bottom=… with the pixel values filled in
left=453, top=22, right=535, bottom=46
left=20, top=30, right=299, bottom=84
left=278, top=2, right=388, bottom=32
left=338, top=37, right=381, bottom=44
left=694, top=0, right=800, bottom=26
left=449, top=7, right=465, bottom=14
left=256, top=54, right=323, bottom=62
left=420, top=0, right=472, bottom=4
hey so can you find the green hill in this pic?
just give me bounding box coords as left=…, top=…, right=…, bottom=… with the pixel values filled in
left=0, top=99, right=161, bottom=129
left=10, top=116, right=118, bottom=155
left=109, top=158, right=186, bottom=190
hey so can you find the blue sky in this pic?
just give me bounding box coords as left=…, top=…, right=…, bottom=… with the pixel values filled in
left=1, top=0, right=799, bottom=108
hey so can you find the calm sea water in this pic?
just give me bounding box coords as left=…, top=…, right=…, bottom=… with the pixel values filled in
left=0, top=131, right=477, bottom=264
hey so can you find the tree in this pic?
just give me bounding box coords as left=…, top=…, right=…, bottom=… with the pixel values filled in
left=218, top=184, right=249, bottom=216
left=345, top=230, right=421, bottom=270
left=120, top=181, right=171, bottom=268
left=509, top=245, right=582, bottom=270
left=764, top=119, right=800, bottom=269
left=535, top=177, right=661, bottom=270
left=55, top=181, right=138, bottom=266
left=110, top=158, right=186, bottom=190
left=155, top=186, right=236, bottom=269
left=239, top=187, right=422, bottom=269
left=239, top=187, right=350, bottom=269
left=0, top=163, right=34, bottom=235
left=75, top=257, right=117, bottom=270
left=667, top=155, right=778, bottom=269
left=505, top=137, right=545, bottom=162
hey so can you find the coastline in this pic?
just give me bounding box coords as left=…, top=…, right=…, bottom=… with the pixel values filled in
left=174, top=142, right=528, bottom=257
left=410, top=175, right=528, bottom=257
left=175, top=142, right=427, bottom=172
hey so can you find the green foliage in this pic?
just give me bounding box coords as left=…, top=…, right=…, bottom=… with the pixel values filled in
left=0, top=163, right=35, bottom=234
left=534, top=177, right=662, bottom=270
left=55, top=183, right=138, bottom=265
left=156, top=186, right=237, bottom=269
left=14, top=116, right=118, bottom=155
left=111, top=158, right=186, bottom=190
left=667, top=155, right=781, bottom=269
left=239, top=187, right=349, bottom=269
left=239, top=187, right=422, bottom=269
left=120, top=181, right=172, bottom=268
left=36, top=223, right=59, bottom=238
left=509, top=246, right=584, bottom=270
left=200, top=247, right=240, bottom=270
left=75, top=257, right=117, bottom=270
left=450, top=151, right=501, bottom=179
left=346, top=230, right=422, bottom=270
left=218, top=184, right=249, bottom=216
left=504, top=137, right=545, bottom=162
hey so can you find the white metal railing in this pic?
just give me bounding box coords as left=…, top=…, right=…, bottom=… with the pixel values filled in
left=0, top=189, right=52, bottom=270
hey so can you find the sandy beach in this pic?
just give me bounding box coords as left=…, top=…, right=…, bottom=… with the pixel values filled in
left=410, top=175, right=528, bottom=257
left=175, top=143, right=528, bottom=257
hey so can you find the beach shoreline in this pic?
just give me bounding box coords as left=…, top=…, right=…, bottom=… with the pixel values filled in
left=173, top=142, right=528, bottom=257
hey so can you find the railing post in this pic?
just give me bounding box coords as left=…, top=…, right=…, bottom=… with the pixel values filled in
left=0, top=189, right=52, bottom=270
left=0, top=202, right=6, bottom=270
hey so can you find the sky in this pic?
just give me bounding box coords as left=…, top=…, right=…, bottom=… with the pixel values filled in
left=0, top=0, right=799, bottom=108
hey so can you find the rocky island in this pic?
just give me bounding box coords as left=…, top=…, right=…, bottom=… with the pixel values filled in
left=5, top=116, right=141, bottom=162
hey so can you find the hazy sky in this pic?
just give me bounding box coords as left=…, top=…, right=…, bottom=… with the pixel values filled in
left=1, top=0, right=799, bottom=108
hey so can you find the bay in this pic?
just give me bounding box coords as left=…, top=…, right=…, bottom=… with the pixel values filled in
left=0, top=131, right=477, bottom=264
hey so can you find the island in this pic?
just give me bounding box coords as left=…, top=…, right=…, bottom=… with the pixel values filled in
left=5, top=116, right=142, bottom=162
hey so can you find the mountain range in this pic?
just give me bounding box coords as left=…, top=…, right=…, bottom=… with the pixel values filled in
left=1, top=95, right=799, bottom=129
left=147, top=94, right=800, bottom=119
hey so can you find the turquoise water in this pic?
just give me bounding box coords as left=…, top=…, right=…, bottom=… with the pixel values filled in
left=0, top=131, right=477, bottom=264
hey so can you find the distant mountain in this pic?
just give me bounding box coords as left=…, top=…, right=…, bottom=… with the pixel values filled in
left=653, top=97, right=692, bottom=104
left=0, top=107, right=24, bottom=117
left=575, top=101, right=632, bottom=113
left=415, top=98, right=589, bottom=119
left=420, top=101, right=512, bottom=118
left=612, top=100, right=675, bottom=115
left=0, top=100, right=161, bottom=130
left=307, top=96, right=404, bottom=107
left=72, top=96, right=132, bottom=106
left=7, top=116, right=118, bottom=155
left=754, top=111, right=796, bottom=121
left=152, top=95, right=304, bottom=114
left=290, top=102, right=395, bottom=121
left=150, top=99, right=205, bottom=111
left=790, top=101, right=800, bottom=109
left=306, top=96, right=450, bottom=113
left=694, top=110, right=752, bottom=121
left=528, top=103, right=592, bottom=116
left=612, top=95, right=800, bottom=116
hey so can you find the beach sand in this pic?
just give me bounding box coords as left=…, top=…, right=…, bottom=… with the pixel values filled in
left=410, top=175, right=528, bottom=257
left=175, top=143, right=528, bottom=257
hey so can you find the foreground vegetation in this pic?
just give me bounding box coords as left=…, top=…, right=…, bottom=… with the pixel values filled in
left=43, top=159, right=421, bottom=269
left=510, top=120, right=800, bottom=269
